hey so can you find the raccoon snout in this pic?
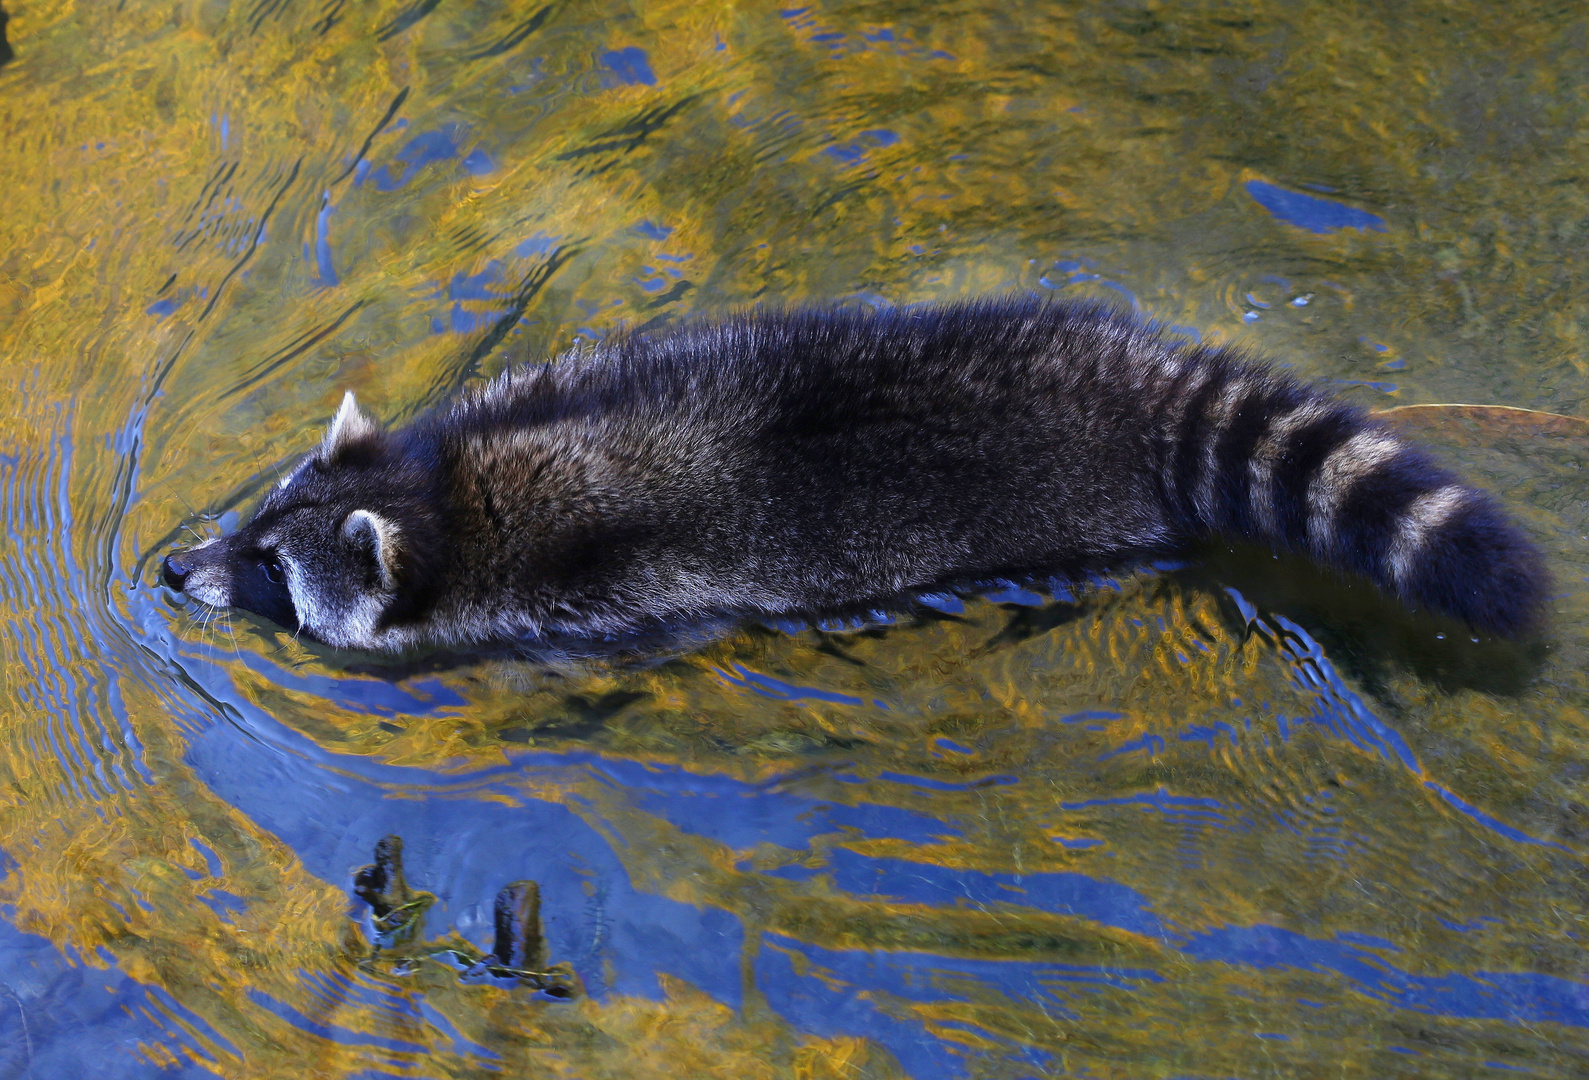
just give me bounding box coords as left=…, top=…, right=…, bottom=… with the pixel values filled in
left=161, top=553, right=191, bottom=591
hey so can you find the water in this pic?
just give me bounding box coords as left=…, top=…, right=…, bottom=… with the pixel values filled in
left=1, top=2, right=1587, bottom=1076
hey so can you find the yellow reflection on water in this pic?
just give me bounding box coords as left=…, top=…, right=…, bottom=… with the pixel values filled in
left=1, top=1, right=1588, bottom=1077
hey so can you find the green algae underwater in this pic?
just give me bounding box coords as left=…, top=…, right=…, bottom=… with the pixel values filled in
left=1, top=1, right=1588, bottom=1076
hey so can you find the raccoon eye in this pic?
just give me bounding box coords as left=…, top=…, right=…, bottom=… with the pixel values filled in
left=261, top=556, right=286, bottom=585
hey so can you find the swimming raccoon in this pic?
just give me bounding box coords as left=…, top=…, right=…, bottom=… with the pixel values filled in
left=161, top=298, right=1547, bottom=652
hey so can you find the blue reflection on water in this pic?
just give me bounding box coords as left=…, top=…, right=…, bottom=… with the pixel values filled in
left=759, top=938, right=966, bottom=1080
left=461, top=148, right=496, bottom=176
left=0, top=915, right=216, bottom=1078
left=1272, top=614, right=1419, bottom=770
left=248, top=988, right=430, bottom=1055
left=29, top=619, right=1589, bottom=1074
left=77, top=580, right=1589, bottom=1071
left=602, top=47, right=657, bottom=87
left=714, top=662, right=872, bottom=706
left=436, top=262, right=506, bottom=301
left=1424, top=781, right=1571, bottom=851
left=178, top=642, right=464, bottom=719
left=1245, top=180, right=1388, bottom=235
left=827, top=848, right=1168, bottom=938
left=515, top=232, right=561, bottom=256
left=311, top=193, right=338, bottom=287
left=631, top=781, right=959, bottom=851
left=181, top=714, right=747, bottom=1005
left=370, top=126, right=466, bottom=192
left=981, top=582, right=1044, bottom=606
left=759, top=936, right=1136, bottom=1079
left=1182, top=924, right=1589, bottom=1027
left=412, top=260, right=519, bottom=335
left=824, top=129, right=899, bottom=165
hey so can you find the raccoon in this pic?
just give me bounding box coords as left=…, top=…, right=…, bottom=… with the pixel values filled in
left=161, top=298, right=1547, bottom=652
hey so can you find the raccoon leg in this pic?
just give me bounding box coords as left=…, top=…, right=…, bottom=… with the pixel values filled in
left=1161, top=354, right=1547, bottom=637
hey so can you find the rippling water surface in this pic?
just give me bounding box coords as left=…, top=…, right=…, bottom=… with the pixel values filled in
left=2, top=2, right=1588, bottom=1076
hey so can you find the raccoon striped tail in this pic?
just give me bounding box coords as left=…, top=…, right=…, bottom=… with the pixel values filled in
left=1166, top=354, right=1548, bottom=637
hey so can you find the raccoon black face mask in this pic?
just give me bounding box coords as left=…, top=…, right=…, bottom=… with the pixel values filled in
left=161, top=298, right=1547, bottom=652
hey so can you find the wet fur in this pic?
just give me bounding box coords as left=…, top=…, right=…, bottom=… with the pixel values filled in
left=164, top=298, right=1548, bottom=651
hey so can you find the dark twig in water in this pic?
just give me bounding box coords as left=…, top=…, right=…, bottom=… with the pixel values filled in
left=352, top=834, right=577, bottom=997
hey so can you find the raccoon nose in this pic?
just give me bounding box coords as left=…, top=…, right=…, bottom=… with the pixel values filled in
left=162, top=554, right=191, bottom=591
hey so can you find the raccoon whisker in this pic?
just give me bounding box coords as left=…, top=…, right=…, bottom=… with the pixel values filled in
left=260, top=616, right=307, bottom=661
left=222, top=614, right=245, bottom=664
left=158, top=478, right=211, bottom=532
left=158, top=477, right=198, bottom=512
left=198, top=602, right=227, bottom=657
left=199, top=605, right=219, bottom=653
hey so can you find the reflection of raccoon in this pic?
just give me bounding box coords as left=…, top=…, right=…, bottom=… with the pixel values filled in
left=163, top=298, right=1546, bottom=651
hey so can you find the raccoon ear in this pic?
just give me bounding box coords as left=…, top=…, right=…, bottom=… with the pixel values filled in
left=320, top=391, right=382, bottom=462
left=341, top=509, right=401, bottom=590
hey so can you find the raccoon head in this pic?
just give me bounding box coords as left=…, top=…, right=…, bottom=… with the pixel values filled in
left=162, top=392, right=425, bottom=650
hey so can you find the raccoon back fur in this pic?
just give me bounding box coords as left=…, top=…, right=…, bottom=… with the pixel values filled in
left=162, top=298, right=1547, bottom=652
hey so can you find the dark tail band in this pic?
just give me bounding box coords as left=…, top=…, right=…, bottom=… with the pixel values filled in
left=1163, top=353, right=1547, bottom=637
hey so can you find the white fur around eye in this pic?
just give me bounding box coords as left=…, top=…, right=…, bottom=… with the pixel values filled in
left=342, top=509, right=401, bottom=590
